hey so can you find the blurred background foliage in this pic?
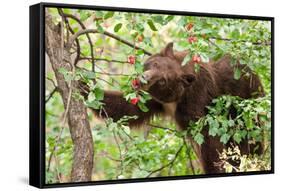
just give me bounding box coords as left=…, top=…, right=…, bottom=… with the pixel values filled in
left=45, top=7, right=271, bottom=183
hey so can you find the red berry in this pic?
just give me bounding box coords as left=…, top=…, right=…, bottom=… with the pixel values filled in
left=131, top=79, right=141, bottom=89
left=137, top=35, right=143, bottom=42
left=186, top=23, right=194, bottom=31
left=192, top=55, right=201, bottom=63
left=130, top=97, right=140, bottom=105
left=188, top=36, right=197, bottom=43
left=127, top=55, right=136, bottom=65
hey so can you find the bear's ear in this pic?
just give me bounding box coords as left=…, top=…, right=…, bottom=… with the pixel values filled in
left=181, top=74, right=196, bottom=87
left=161, top=42, right=175, bottom=59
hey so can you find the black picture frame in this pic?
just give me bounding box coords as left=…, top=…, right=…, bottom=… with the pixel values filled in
left=29, top=2, right=275, bottom=189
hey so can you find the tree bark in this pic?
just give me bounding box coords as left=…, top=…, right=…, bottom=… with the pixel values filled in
left=45, top=11, right=93, bottom=182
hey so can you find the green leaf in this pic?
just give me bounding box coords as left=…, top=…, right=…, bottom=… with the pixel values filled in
left=209, top=126, right=218, bottom=137
left=140, top=90, right=151, bottom=101
left=181, top=54, right=191, bottom=66
left=134, top=62, right=144, bottom=73
left=200, top=53, right=209, bottom=63
left=80, top=11, right=91, bottom=21
left=194, top=133, right=204, bottom=145
left=220, top=133, right=230, bottom=144
left=228, top=119, right=235, bottom=127
left=104, top=11, right=114, bottom=19
left=95, top=11, right=103, bottom=19
left=243, top=112, right=253, bottom=129
left=47, top=137, right=55, bottom=147
left=95, top=37, right=103, bottom=46
left=137, top=102, right=149, bottom=112
left=97, top=23, right=104, bottom=33
left=83, top=70, right=96, bottom=79
left=114, top=23, right=122, bottom=32
left=233, top=132, right=242, bottom=144
left=144, top=37, right=153, bottom=46
left=230, top=28, right=240, bottom=39
left=94, top=87, right=104, bottom=101
left=125, top=92, right=137, bottom=101
left=136, top=49, right=144, bottom=56
left=234, top=68, right=241, bottom=80
left=147, top=20, right=157, bottom=31
left=135, top=23, right=145, bottom=33
left=152, top=16, right=164, bottom=24
left=85, top=100, right=103, bottom=109
left=122, top=125, right=131, bottom=135
left=164, top=15, right=174, bottom=23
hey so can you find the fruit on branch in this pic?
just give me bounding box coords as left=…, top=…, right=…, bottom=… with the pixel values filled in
left=188, top=36, right=198, bottom=43
left=137, top=35, right=144, bottom=42
left=131, top=78, right=141, bottom=89
left=185, top=23, right=194, bottom=31
left=128, top=55, right=136, bottom=65
left=130, top=97, right=140, bottom=105
left=192, top=54, right=201, bottom=63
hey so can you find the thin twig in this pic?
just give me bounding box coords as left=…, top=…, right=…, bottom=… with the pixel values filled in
left=46, top=77, right=57, bottom=87
left=182, top=137, right=196, bottom=175
left=95, top=71, right=130, bottom=76
left=79, top=56, right=129, bottom=64
left=113, top=130, right=124, bottom=178
left=65, top=18, right=81, bottom=66
left=146, top=145, right=184, bottom=178
left=94, top=64, right=122, bottom=87
left=209, top=37, right=271, bottom=46
left=96, top=77, right=115, bottom=87
left=46, top=87, right=58, bottom=103
left=148, top=123, right=178, bottom=133
left=54, top=152, right=62, bottom=182
left=58, top=9, right=96, bottom=81
left=99, top=151, right=123, bottom=162
left=67, top=28, right=152, bottom=56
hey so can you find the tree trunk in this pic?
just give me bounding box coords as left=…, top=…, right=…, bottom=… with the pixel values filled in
left=45, top=11, right=93, bottom=182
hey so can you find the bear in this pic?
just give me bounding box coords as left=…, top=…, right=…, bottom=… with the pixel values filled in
left=80, top=42, right=265, bottom=174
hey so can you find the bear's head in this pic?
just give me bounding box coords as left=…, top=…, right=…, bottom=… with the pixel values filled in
left=141, top=42, right=196, bottom=103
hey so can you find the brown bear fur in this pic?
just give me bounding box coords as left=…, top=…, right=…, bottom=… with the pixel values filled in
left=83, top=42, right=265, bottom=174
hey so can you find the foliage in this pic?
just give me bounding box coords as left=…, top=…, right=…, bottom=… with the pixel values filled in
left=92, top=115, right=198, bottom=179
left=45, top=7, right=272, bottom=183
left=189, top=95, right=271, bottom=145
left=46, top=92, right=73, bottom=183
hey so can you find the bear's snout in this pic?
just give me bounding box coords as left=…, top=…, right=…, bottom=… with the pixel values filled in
left=142, top=70, right=154, bottom=82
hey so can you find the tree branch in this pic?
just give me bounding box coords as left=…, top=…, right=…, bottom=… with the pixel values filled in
left=46, top=77, right=58, bottom=103
left=46, top=87, right=58, bottom=103
left=58, top=9, right=96, bottom=77
left=209, top=37, right=271, bottom=46
left=79, top=56, right=129, bottom=64
left=146, top=145, right=184, bottom=178
left=67, top=29, right=152, bottom=56
left=64, top=17, right=81, bottom=65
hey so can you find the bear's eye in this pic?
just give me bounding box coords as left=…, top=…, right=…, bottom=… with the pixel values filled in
left=158, top=79, right=166, bottom=86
